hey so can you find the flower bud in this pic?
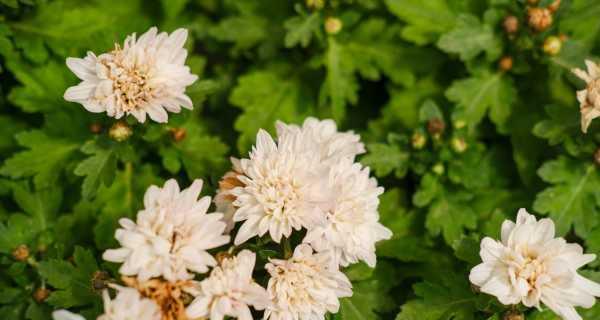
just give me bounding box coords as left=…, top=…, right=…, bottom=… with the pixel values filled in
left=170, top=127, right=187, bottom=142
left=503, top=310, right=524, bottom=320
left=548, top=0, right=561, bottom=13
left=499, top=56, right=513, bottom=72
left=108, top=121, right=132, bottom=142
left=502, top=16, right=519, bottom=34
left=527, top=0, right=539, bottom=4
left=432, top=163, right=445, bottom=175
left=306, top=0, right=324, bottom=9
left=89, top=122, right=103, bottom=134
left=427, top=118, right=445, bottom=137
left=411, top=131, right=427, bottom=149
left=33, top=287, right=50, bottom=303
left=594, top=148, right=600, bottom=166
left=91, top=271, right=110, bottom=291
left=12, top=244, right=29, bottom=262
left=543, top=36, right=562, bottom=56
left=558, top=33, right=568, bottom=42
left=325, top=17, right=342, bottom=35
left=453, top=119, right=467, bottom=129
left=451, top=137, right=467, bottom=153
left=527, top=7, right=553, bottom=32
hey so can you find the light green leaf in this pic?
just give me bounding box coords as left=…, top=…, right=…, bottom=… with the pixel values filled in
left=385, top=0, right=456, bottom=45
left=437, top=14, right=501, bottom=61
left=74, top=140, right=117, bottom=199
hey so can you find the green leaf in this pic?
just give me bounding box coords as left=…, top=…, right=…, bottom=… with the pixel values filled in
left=437, top=14, right=501, bottom=61
left=1, top=130, right=78, bottom=189
left=445, top=72, right=516, bottom=131
left=361, top=143, right=409, bottom=178
left=74, top=140, right=117, bottom=199
left=385, top=0, right=456, bottom=45
left=284, top=11, right=321, bottom=48
left=321, top=37, right=358, bottom=121
left=0, top=215, right=39, bottom=253
left=396, top=276, right=477, bottom=320
left=230, top=70, right=312, bottom=152
left=38, top=246, right=99, bottom=308
left=534, top=156, right=600, bottom=237
left=12, top=183, right=62, bottom=231
left=533, top=104, right=580, bottom=146
left=209, top=16, right=268, bottom=52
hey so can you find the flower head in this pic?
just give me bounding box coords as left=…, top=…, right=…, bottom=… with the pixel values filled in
left=231, top=130, right=325, bottom=245
left=64, top=27, right=198, bottom=123
left=186, top=250, right=270, bottom=320
left=572, top=60, right=600, bottom=133
left=264, top=244, right=352, bottom=320
left=103, top=179, right=229, bottom=282
left=470, top=209, right=600, bottom=320
left=303, top=159, right=391, bottom=268
left=98, top=285, right=162, bottom=320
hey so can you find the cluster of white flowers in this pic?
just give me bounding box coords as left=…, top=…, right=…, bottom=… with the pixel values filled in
left=213, top=118, right=391, bottom=319
left=64, top=27, right=197, bottom=123
left=470, top=209, right=600, bottom=320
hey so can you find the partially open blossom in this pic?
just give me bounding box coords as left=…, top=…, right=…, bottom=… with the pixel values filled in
left=214, top=157, right=244, bottom=232
left=275, top=118, right=365, bottom=165
left=231, top=129, right=325, bottom=245
left=98, top=285, right=162, bottom=320
left=572, top=60, right=600, bottom=133
left=186, top=250, right=270, bottom=320
left=470, top=209, right=600, bottom=320
left=103, top=179, right=229, bottom=282
left=303, top=159, right=391, bottom=267
left=64, top=27, right=198, bottom=123
left=264, top=244, right=352, bottom=320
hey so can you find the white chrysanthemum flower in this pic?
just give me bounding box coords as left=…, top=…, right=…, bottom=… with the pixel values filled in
left=64, top=26, right=198, bottom=123
left=214, top=157, right=244, bottom=233
left=275, top=117, right=365, bottom=164
left=52, top=310, right=85, bottom=320
left=264, top=244, right=352, bottom=320
left=103, top=179, right=230, bottom=282
left=186, top=250, right=270, bottom=320
left=572, top=60, right=600, bottom=133
left=470, top=208, right=600, bottom=320
left=303, top=159, right=392, bottom=268
left=98, top=286, right=161, bottom=320
left=231, top=130, right=325, bottom=245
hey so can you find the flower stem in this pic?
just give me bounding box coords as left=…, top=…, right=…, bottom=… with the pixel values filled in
left=282, top=238, right=292, bottom=259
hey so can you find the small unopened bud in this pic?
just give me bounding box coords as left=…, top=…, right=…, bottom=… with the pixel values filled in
left=527, top=0, right=539, bottom=4
left=499, top=56, right=513, bottom=72
left=325, top=17, right=342, bottom=34
left=594, top=148, right=600, bottom=166
left=306, top=0, right=324, bottom=9
left=527, top=7, right=553, bottom=32
left=548, top=0, right=561, bottom=13
left=91, top=271, right=110, bottom=291
left=12, top=244, right=29, bottom=262
left=558, top=33, right=568, bottom=42
left=89, top=123, right=103, bottom=134
left=432, top=163, right=445, bottom=175
left=411, top=132, right=427, bottom=149
left=33, top=287, right=50, bottom=303
left=170, top=127, right=187, bottom=142
left=451, top=137, right=467, bottom=153
left=453, top=119, right=467, bottom=129
left=543, top=36, right=562, bottom=55
left=427, top=118, right=445, bottom=137
left=108, top=121, right=132, bottom=142
left=503, top=16, right=519, bottom=34
left=503, top=310, right=524, bottom=320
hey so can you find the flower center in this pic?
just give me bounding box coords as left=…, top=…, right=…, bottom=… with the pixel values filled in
left=101, top=46, right=153, bottom=112
left=517, top=257, right=545, bottom=289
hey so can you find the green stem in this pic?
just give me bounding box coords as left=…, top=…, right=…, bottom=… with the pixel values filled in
left=282, top=237, right=292, bottom=259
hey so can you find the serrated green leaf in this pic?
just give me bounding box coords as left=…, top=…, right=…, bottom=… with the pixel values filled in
left=1, top=130, right=78, bottom=188
left=437, top=14, right=501, bottom=61
left=74, top=140, right=116, bottom=199
left=533, top=156, right=600, bottom=237
left=284, top=12, right=321, bottom=48
left=445, top=72, right=515, bottom=132
left=385, top=0, right=456, bottom=45
left=361, top=143, right=409, bottom=178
